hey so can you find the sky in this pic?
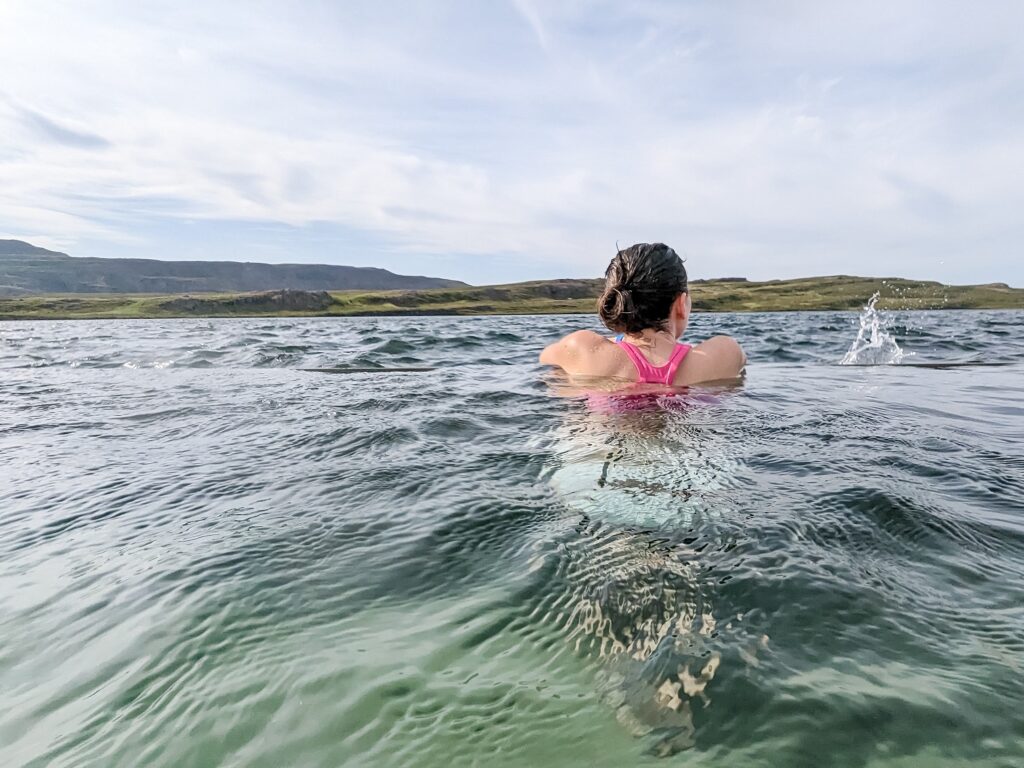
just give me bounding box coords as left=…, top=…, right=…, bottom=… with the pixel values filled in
left=1, top=1, right=1022, bottom=285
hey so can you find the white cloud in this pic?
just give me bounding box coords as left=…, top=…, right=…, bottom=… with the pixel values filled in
left=0, top=0, right=1022, bottom=283
left=511, top=0, right=551, bottom=53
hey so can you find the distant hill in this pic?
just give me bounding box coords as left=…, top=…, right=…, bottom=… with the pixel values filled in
left=0, top=240, right=466, bottom=295
left=1, top=275, right=1021, bottom=320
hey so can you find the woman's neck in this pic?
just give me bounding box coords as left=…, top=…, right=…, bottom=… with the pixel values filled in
left=624, top=327, right=676, bottom=345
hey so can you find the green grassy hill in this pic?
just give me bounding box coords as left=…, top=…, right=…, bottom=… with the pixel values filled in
left=0, top=276, right=1021, bottom=320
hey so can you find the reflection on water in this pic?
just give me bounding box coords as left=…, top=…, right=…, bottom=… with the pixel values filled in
left=1, top=312, right=1023, bottom=767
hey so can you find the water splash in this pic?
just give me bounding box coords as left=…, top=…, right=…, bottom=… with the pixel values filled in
left=840, top=292, right=908, bottom=365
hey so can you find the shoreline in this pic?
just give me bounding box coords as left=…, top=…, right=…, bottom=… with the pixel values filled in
left=3, top=306, right=1024, bottom=323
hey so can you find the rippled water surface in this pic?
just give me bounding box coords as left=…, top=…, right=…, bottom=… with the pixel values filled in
left=2, top=310, right=1023, bottom=767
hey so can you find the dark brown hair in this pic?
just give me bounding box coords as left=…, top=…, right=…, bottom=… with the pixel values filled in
left=598, top=243, right=688, bottom=334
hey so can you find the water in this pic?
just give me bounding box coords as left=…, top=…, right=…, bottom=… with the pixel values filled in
left=1, top=309, right=1023, bottom=767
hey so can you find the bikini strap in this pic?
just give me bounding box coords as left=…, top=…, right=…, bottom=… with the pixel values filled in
left=616, top=340, right=692, bottom=385
left=663, top=343, right=692, bottom=384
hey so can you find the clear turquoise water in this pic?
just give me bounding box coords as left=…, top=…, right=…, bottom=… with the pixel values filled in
left=1, top=311, right=1023, bottom=767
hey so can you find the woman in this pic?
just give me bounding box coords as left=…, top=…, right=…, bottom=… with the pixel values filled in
left=540, top=243, right=745, bottom=386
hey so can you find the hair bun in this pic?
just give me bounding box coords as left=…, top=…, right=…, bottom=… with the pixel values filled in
left=597, top=242, right=688, bottom=334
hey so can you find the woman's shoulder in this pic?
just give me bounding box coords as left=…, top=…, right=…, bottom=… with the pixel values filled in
left=692, top=334, right=745, bottom=359
left=560, top=329, right=611, bottom=351
left=539, top=330, right=618, bottom=372
left=677, top=335, right=746, bottom=383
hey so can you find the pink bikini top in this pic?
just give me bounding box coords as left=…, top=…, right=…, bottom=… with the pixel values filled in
left=615, top=337, right=692, bottom=385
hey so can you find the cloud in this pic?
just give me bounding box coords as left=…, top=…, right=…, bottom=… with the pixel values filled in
left=18, top=108, right=111, bottom=149
left=0, top=0, right=1022, bottom=284
left=511, top=0, right=550, bottom=53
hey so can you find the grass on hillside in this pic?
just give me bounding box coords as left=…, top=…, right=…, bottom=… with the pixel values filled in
left=324, top=276, right=1024, bottom=314
left=0, top=276, right=1021, bottom=320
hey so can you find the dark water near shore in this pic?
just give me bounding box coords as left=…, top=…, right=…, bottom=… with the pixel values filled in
left=1, top=310, right=1023, bottom=767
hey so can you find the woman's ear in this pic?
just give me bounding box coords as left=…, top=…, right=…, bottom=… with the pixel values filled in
left=677, top=292, right=690, bottom=321
left=675, top=292, right=691, bottom=336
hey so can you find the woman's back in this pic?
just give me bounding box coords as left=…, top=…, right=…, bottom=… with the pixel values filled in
left=542, top=329, right=744, bottom=386
left=616, top=337, right=692, bottom=385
